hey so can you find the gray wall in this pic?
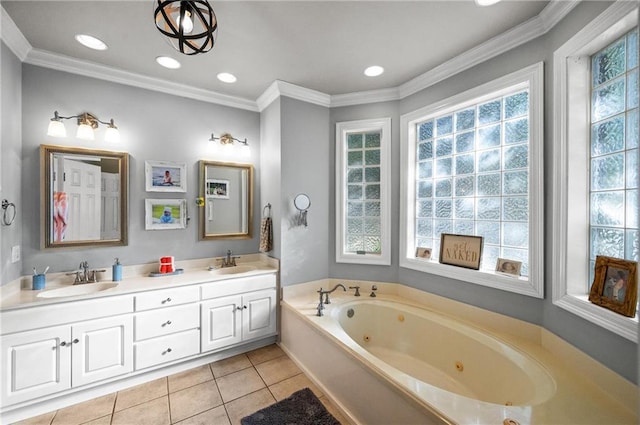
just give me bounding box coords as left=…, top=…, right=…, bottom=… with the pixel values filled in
left=20, top=65, right=261, bottom=274
left=1, top=42, right=23, bottom=284
left=259, top=99, right=282, bottom=260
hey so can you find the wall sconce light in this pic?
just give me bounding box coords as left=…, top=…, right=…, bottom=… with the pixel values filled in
left=209, top=133, right=250, bottom=158
left=47, top=111, right=120, bottom=142
left=154, top=0, right=218, bottom=55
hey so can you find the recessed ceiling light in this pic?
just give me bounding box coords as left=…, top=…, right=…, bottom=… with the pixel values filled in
left=156, top=56, right=181, bottom=69
left=217, top=73, right=237, bottom=83
left=75, top=34, right=107, bottom=51
left=364, top=66, right=384, bottom=77
left=474, top=0, right=502, bottom=6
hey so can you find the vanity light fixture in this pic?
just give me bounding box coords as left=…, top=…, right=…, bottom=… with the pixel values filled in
left=209, top=133, right=250, bottom=158
left=154, top=0, right=218, bottom=55
left=47, top=111, right=121, bottom=143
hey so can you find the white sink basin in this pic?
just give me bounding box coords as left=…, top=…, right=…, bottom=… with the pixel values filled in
left=37, top=282, right=119, bottom=298
left=208, top=265, right=256, bottom=275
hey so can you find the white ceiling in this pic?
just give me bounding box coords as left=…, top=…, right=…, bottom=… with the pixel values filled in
left=2, top=1, right=552, bottom=104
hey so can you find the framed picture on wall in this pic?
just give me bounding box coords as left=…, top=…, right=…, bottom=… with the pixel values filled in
left=588, top=256, right=638, bottom=318
left=145, top=198, right=187, bottom=230
left=145, top=160, right=187, bottom=192
left=206, top=179, right=230, bottom=199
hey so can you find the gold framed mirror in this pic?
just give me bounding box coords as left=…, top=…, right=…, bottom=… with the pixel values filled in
left=199, top=160, right=253, bottom=240
left=41, top=144, right=128, bottom=248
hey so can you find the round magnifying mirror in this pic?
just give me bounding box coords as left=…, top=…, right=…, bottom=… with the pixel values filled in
left=294, top=193, right=311, bottom=211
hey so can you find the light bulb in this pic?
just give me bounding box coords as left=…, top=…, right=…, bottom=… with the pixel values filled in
left=178, top=9, right=193, bottom=33
left=76, top=122, right=95, bottom=140
left=47, top=119, right=67, bottom=138
left=239, top=144, right=251, bottom=158
left=104, top=120, right=120, bottom=143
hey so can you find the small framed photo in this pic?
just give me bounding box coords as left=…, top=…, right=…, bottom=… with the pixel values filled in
left=415, top=247, right=432, bottom=260
left=495, top=258, right=522, bottom=276
left=145, top=199, right=187, bottom=230
left=206, top=179, right=229, bottom=199
left=145, top=160, right=187, bottom=192
left=588, top=256, right=638, bottom=318
left=439, top=233, right=483, bottom=270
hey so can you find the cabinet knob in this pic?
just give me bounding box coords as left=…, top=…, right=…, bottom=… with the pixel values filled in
left=162, top=320, right=172, bottom=326
left=162, top=297, right=172, bottom=304
left=60, top=341, right=67, bottom=347
left=244, top=305, right=247, bottom=309
left=73, top=339, right=79, bottom=344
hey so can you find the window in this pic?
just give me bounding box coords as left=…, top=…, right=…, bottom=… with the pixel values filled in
left=336, top=118, right=391, bottom=265
left=400, top=63, right=544, bottom=297
left=552, top=2, right=638, bottom=342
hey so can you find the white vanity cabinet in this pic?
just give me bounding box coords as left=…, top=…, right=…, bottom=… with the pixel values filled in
left=201, top=275, right=277, bottom=352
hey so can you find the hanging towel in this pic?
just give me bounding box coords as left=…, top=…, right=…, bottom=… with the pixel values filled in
left=259, top=216, right=273, bottom=252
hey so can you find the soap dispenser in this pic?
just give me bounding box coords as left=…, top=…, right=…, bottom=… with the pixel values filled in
left=112, top=258, right=122, bottom=282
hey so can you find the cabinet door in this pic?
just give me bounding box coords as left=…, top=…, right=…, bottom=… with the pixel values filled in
left=1, top=326, right=71, bottom=406
left=201, top=295, right=242, bottom=352
left=71, top=315, right=133, bottom=387
left=243, top=289, right=277, bottom=341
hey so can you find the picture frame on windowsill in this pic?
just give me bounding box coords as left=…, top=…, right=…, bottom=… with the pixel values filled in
left=588, top=255, right=638, bottom=318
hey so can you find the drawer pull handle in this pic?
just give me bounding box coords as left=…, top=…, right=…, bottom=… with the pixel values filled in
left=162, top=320, right=172, bottom=326
left=162, top=297, right=172, bottom=304
left=162, top=348, right=172, bottom=355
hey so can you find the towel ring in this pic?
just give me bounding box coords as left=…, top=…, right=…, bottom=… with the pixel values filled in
left=2, top=199, right=16, bottom=226
left=262, top=203, right=272, bottom=218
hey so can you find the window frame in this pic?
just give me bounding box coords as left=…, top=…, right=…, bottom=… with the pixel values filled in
left=336, top=117, right=391, bottom=265
left=400, top=62, right=544, bottom=298
left=552, top=2, right=638, bottom=342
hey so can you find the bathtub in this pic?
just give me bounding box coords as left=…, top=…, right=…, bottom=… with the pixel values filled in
left=280, top=282, right=637, bottom=425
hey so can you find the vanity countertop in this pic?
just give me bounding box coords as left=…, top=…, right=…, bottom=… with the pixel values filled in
left=0, top=254, right=278, bottom=311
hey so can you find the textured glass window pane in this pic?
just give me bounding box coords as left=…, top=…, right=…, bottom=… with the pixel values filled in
left=365, top=167, right=380, bottom=182
left=628, top=30, right=638, bottom=69
left=365, top=150, right=380, bottom=165
left=418, top=141, right=433, bottom=160
left=347, top=168, right=363, bottom=183
left=365, top=236, right=381, bottom=253
left=503, top=197, right=528, bottom=221
left=627, top=149, right=638, bottom=188
left=417, top=200, right=432, bottom=218
left=436, top=137, right=453, bottom=157
left=418, top=181, right=432, bottom=198
left=591, top=115, right=625, bottom=156
left=591, top=227, right=625, bottom=258
left=434, top=220, right=452, bottom=237
left=435, top=158, right=452, bottom=176
left=590, top=191, right=624, bottom=226
left=505, top=92, right=529, bottom=119
left=454, top=198, right=474, bottom=219
left=628, top=70, right=639, bottom=109
left=364, top=218, right=381, bottom=235
left=435, top=179, right=452, bottom=197
left=477, top=173, right=501, bottom=196
left=419, top=121, right=433, bottom=141
left=504, top=145, right=528, bottom=169
left=346, top=235, right=364, bottom=252
left=365, top=201, right=381, bottom=217
left=455, top=131, right=475, bottom=153
left=504, top=171, right=528, bottom=195
left=628, top=109, right=639, bottom=149
left=505, top=118, right=529, bottom=145
left=347, top=218, right=363, bottom=234
left=591, top=154, right=624, bottom=190
left=347, top=134, right=363, bottom=149
left=592, top=38, right=626, bottom=86
left=417, top=219, right=433, bottom=237
left=456, top=109, right=475, bottom=131
left=481, top=245, right=500, bottom=271
left=418, top=161, right=433, bottom=179
left=627, top=190, right=638, bottom=228
left=454, top=176, right=474, bottom=197
left=503, top=222, right=528, bottom=248
left=348, top=185, right=362, bottom=200
left=347, top=201, right=363, bottom=217
left=477, top=221, right=500, bottom=245
left=479, top=100, right=501, bottom=124
left=477, top=198, right=501, bottom=220
left=435, top=200, right=452, bottom=218
left=437, top=115, right=453, bottom=136
left=365, top=133, right=381, bottom=148
left=626, top=229, right=639, bottom=261
left=477, top=149, right=501, bottom=172
left=365, top=184, right=380, bottom=200
left=348, top=151, right=363, bottom=166
left=592, top=78, right=625, bottom=122
left=478, top=124, right=501, bottom=148
left=454, top=220, right=474, bottom=235
left=455, top=154, right=475, bottom=175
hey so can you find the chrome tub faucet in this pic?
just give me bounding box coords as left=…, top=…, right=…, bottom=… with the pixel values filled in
left=316, top=284, right=347, bottom=316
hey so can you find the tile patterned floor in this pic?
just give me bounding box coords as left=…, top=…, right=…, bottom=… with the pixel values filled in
left=13, top=344, right=350, bottom=425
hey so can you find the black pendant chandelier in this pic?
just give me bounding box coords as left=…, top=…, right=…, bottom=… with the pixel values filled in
left=154, top=0, right=218, bottom=55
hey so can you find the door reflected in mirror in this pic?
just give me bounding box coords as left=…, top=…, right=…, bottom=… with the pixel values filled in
left=199, top=160, right=253, bottom=240
left=41, top=145, right=128, bottom=248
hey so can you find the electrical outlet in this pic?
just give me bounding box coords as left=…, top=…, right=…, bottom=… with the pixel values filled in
left=11, top=245, right=20, bottom=263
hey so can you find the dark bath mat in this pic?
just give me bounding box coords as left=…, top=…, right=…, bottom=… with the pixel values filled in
left=240, top=387, right=341, bottom=425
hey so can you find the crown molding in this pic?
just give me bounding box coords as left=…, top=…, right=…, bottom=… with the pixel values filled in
left=330, top=87, right=401, bottom=108
left=1, top=6, right=31, bottom=61
left=256, top=81, right=281, bottom=111
left=257, top=80, right=331, bottom=112
left=538, top=0, right=581, bottom=32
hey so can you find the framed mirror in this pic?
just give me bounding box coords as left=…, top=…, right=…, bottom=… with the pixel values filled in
left=41, top=144, right=128, bottom=248
left=199, top=160, right=253, bottom=240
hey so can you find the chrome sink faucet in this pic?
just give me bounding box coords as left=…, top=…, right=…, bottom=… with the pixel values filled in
left=66, top=261, right=106, bottom=284
left=219, top=250, right=241, bottom=268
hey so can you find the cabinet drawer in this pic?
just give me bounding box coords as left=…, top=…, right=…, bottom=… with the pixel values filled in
left=201, top=274, right=276, bottom=300
left=135, top=286, right=199, bottom=311
left=135, top=304, right=199, bottom=341
left=134, top=329, right=200, bottom=370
